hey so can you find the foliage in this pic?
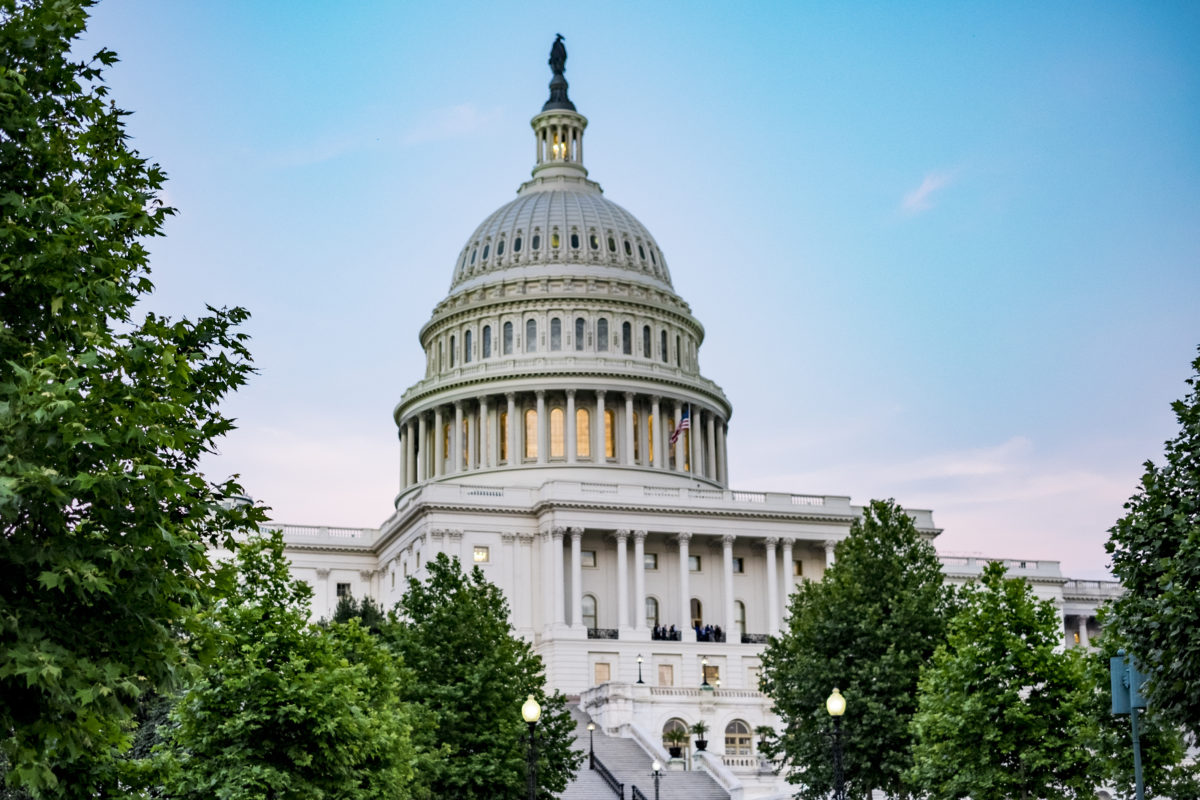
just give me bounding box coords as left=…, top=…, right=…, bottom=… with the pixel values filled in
left=0, top=1, right=260, bottom=795
left=1106, top=346, right=1200, bottom=739
left=663, top=729, right=688, bottom=747
left=157, top=532, right=416, bottom=800
left=907, top=562, right=1094, bottom=800
left=690, top=720, right=709, bottom=737
left=1083, top=624, right=1200, bottom=800
left=383, top=553, right=582, bottom=799
left=330, top=592, right=388, bottom=634
left=759, top=499, right=954, bottom=800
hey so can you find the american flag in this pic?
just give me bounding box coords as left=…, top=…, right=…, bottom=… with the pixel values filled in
left=670, top=406, right=690, bottom=446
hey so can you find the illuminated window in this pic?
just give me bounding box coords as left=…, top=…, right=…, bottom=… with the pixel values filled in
left=596, top=318, right=609, bottom=351
left=793, top=560, right=803, bottom=577
left=725, top=721, right=752, bottom=756
left=658, top=665, right=674, bottom=687
left=575, top=317, right=585, bottom=351
left=732, top=557, right=745, bottom=573
left=449, top=335, right=455, bottom=368
left=336, top=582, right=351, bottom=598
left=589, top=233, right=600, bottom=250
left=644, top=552, right=658, bottom=570
left=551, top=231, right=560, bottom=248
left=689, top=556, right=702, bottom=572
left=703, top=663, right=720, bottom=685
left=464, top=330, right=472, bottom=363
left=633, top=412, right=640, bottom=462
left=499, top=412, right=508, bottom=461
left=581, top=550, right=596, bottom=568
left=473, top=546, right=489, bottom=563
left=524, top=408, right=538, bottom=459
left=735, top=601, right=746, bottom=635
left=482, top=325, right=491, bottom=358
left=607, top=236, right=616, bottom=252
left=594, top=661, right=610, bottom=684
left=646, top=596, right=659, bottom=627
left=576, top=408, right=590, bottom=458
left=604, top=409, right=615, bottom=458
left=660, top=330, right=668, bottom=362
left=443, top=423, right=450, bottom=461
left=582, top=594, right=597, bottom=629
left=648, top=413, right=654, bottom=463
left=462, top=418, right=470, bottom=464
left=525, top=319, right=537, bottom=353
left=503, top=322, right=513, bottom=355
left=690, top=598, right=702, bottom=627
left=622, top=321, right=632, bottom=355
left=550, top=318, right=562, bottom=351
left=642, top=325, right=651, bottom=358
left=550, top=408, right=565, bottom=458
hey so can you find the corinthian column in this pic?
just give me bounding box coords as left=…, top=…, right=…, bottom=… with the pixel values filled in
left=615, top=529, right=629, bottom=630
left=722, top=535, right=736, bottom=639
left=677, top=532, right=693, bottom=641
left=765, top=537, right=779, bottom=634
left=570, top=527, right=584, bottom=628
left=633, top=530, right=647, bottom=632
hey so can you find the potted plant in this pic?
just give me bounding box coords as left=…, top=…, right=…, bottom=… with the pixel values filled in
left=690, top=720, right=709, bottom=751
left=663, top=727, right=688, bottom=758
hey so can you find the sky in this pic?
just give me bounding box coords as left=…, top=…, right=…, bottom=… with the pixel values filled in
left=79, top=1, right=1199, bottom=580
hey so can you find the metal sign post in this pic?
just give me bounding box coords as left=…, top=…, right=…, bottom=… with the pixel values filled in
left=1110, top=649, right=1148, bottom=800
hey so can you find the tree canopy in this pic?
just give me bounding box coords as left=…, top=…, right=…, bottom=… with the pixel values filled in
left=1106, top=346, right=1200, bottom=739
left=907, top=561, right=1094, bottom=800
left=0, top=1, right=260, bottom=795
left=759, top=499, right=955, bottom=800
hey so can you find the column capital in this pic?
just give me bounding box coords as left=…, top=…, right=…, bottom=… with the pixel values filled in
left=500, top=533, right=516, bottom=544
left=359, top=569, right=377, bottom=581
left=624, top=390, right=635, bottom=401
left=447, top=530, right=463, bottom=542
left=764, top=536, right=779, bottom=548
left=565, top=388, right=576, bottom=398
left=823, top=539, right=839, bottom=549
left=428, top=528, right=445, bottom=541
left=569, top=526, right=585, bottom=541
left=613, top=529, right=630, bottom=542
left=551, top=526, right=566, bottom=539
left=650, top=394, right=661, bottom=403
left=721, top=534, right=736, bottom=546
left=675, top=531, right=693, bottom=543
left=633, top=529, right=648, bottom=542
left=315, top=568, right=330, bottom=579
left=454, top=399, right=463, bottom=410
left=596, top=389, right=606, bottom=399
left=780, top=537, right=795, bottom=548
left=505, top=391, right=517, bottom=401
left=517, top=532, right=536, bottom=543
left=535, top=388, right=545, bottom=399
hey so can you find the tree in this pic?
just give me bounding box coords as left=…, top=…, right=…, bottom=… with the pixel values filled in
left=157, top=531, right=417, bottom=800
left=907, top=561, right=1094, bottom=800
left=383, top=553, right=582, bottom=799
left=1106, top=346, right=1200, bottom=739
left=759, top=499, right=955, bottom=800
left=0, top=1, right=260, bottom=795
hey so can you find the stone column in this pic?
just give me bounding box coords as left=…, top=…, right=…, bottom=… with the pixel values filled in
left=615, top=530, right=630, bottom=630
left=566, top=389, right=577, bottom=464
left=535, top=390, right=547, bottom=464
left=448, top=530, right=464, bottom=563
left=453, top=401, right=464, bottom=473
left=552, top=527, right=566, bottom=625
left=673, top=402, right=683, bottom=471
left=506, top=393, right=517, bottom=465
left=716, top=419, right=727, bottom=484
left=595, top=390, right=607, bottom=462
left=540, top=530, right=553, bottom=631
left=824, top=539, right=837, bottom=569
left=1077, top=616, right=1090, bottom=648
left=722, top=535, right=736, bottom=639
left=765, top=537, right=779, bottom=634
left=433, top=406, right=444, bottom=477
left=570, top=527, right=584, bottom=628
left=406, top=418, right=417, bottom=485
left=398, top=427, right=407, bottom=490
left=623, top=392, right=635, bottom=465
left=706, top=411, right=717, bottom=479
left=467, top=402, right=477, bottom=470
left=781, top=538, right=795, bottom=616
left=518, top=533, right=535, bottom=632
left=633, top=530, right=647, bottom=632
left=315, top=567, right=330, bottom=615
left=677, top=532, right=693, bottom=640
left=651, top=396, right=664, bottom=469
left=479, top=396, right=491, bottom=468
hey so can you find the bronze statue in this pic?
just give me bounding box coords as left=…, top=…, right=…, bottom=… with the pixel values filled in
left=549, top=34, right=567, bottom=75
left=543, top=34, right=575, bottom=112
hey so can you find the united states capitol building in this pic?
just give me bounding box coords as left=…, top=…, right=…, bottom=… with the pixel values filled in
left=274, top=41, right=1119, bottom=800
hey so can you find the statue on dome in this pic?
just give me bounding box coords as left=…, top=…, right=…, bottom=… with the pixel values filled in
left=549, top=34, right=567, bottom=76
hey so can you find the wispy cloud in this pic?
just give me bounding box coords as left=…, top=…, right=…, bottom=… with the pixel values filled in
left=900, top=169, right=957, bottom=215
left=402, top=103, right=503, bottom=145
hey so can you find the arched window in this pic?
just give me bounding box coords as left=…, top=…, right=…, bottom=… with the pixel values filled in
left=464, top=330, right=473, bottom=364
left=525, top=319, right=537, bottom=353
left=690, top=598, right=702, bottom=628
left=608, top=236, right=617, bottom=252
left=570, top=232, right=580, bottom=249
left=550, top=408, right=565, bottom=458
left=632, top=412, right=640, bottom=462
left=551, top=231, right=560, bottom=249
left=524, top=409, right=537, bottom=459
left=482, top=325, right=492, bottom=358
left=576, top=408, right=590, bottom=458
left=675, top=335, right=681, bottom=367
left=575, top=317, right=585, bottom=351
left=497, top=237, right=505, bottom=256
left=597, top=318, right=609, bottom=352
left=661, top=330, right=668, bottom=362
left=645, top=596, right=659, bottom=628
left=662, top=719, right=689, bottom=752
left=513, top=235, right=523, bottom=253
left=735, top=601, right=746, bottom=636
left=461, top=418, right=470, bottom=465
left=550, top=318, right=562, bottom=351
left=499, top=411, right=508, bottom=462
left=532, top=233, right=541, bottom=250
left=503, top=322, right=513, bottom=355
left=589, top=233, right=600, bottom=250
left=624, top=239, right=632, bottom=256
left=725, top=720, right=752, bottom=756
left=449, top=335, right=456, bottom=368
left=604, top=409, right=615, bottom=459
left=642, top=325, right=651, bottom=358
left=621, top=322, right=632, bottom=355
left=482, top=243, right=490, bottom=260
left=582, top=594, right=597, bottom=629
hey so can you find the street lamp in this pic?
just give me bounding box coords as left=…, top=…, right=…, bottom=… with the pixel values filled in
left=826, top=688, right=846, bottom=800
left=636, top=654, right=645, bottom=684
left=586, top=722, right=596, bottom=769
left=522, top=694, right=542, bottom=800
left=651, top=759, right=662, bottom=800
left=700, top=656, right=711, bottom=688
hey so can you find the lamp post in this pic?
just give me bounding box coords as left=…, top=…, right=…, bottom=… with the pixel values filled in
left=637, top=654, right=645, bottom=684
left=522, top=694, right=542, bottom=800
left=651, top=759, right=662, bottom=800
left=826, top=687, right=846, bottom=800
left=587, top=722, right=596, bottom=769
left=700, top=656, right=710, bottom=688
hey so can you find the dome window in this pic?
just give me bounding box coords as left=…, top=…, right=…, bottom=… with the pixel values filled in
left=624, top=240, right=632, bottom=256
left=575, top=318, right=585, bottom=351
left=650, top=250, right=657, bottom=266
left=607, top=236, right=616, bottom=252
left=470, top=248, right=477, bottom=265
left=589, top=233, right=600, bottom=250
left=597, top=318, right=609, bottom=352
left=551, top=232, right=560, bottom=248
left=525, top=319, right=537, bottom=353
left=570, top=233, right=579, bottom=249
left=464, top=330, right=473, bottom=364
left=621, top=322, right=632, bottom=355
left=503, top=322, right=514, bottom=355
left=660, top=330, right=668, bottom=363
left=532, top=235, right=541, bottom=250
left=514, top=236, right=522, bottom=252
left=642, top=325, right=651, bottom=358
left=638, top=244, right=646, bottom=260
left=482, top=243, right=490, bottom=260
left=483, top=325, right=492, bottom=358
left=497, top=238, right=505, bottom=256
left=550, top=318, right=562, bottom=351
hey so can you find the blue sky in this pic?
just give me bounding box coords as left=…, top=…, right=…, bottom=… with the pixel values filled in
left=81, top=2, right=1199, bottom=579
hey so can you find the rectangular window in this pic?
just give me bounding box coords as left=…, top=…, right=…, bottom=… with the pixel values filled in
left=594, top=662, right=611, bottom=684
left=658, top=664, right=674, bottom=687
left=644, top=553, right=658, bottom=570
left=336, top=582, right=351, bottom=598
left=793, top=559, right=803, bottom=577
left=688, top=555, right=701, bottom=572
left=703, top=664, right=720, bottom=685
left=473, top=546, right=490, bottom=563
left=581, top=550, right=597, bottom=568
left=402, top=562, right=408, bottom=578
left=732, top=557, right=745, bottom=574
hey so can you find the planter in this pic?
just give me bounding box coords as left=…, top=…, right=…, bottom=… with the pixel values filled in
left=668, top=746, right=683, bottom=758
left=694, top=738, right=708, bottom=751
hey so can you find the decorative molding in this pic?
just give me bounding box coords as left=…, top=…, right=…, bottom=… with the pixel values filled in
left=633, top=529, right=648, bottom=542
left=315, top=568, right=330, bottom=579
left=569, top=526, right=584, bottom=540
left=721, top=534, right=736, bottom=546
left=612, top=529, right=630, bottom=542
left=447, top=530, right=463, bottom=542
left=551, top=526, right=566, bottom=539
left=675, top=531, right=693, bottom=543
left=764, top=537, right=779, bottom=548
left=500, top=532, right=517, bottom=544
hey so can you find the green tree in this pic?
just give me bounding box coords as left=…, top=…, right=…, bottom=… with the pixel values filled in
left=383, top=553, right=582, bottom=799
left=759, top=499, right=955, bottom=800
left=330, top=592, right=387, bottom=634
left=0, top=1, right=260, bottom=795
left=157, top=531, right=417, bottom=800
left=1106, top=347, right=1200, bottom=739
left=907, top=561, right=1094, bottom=800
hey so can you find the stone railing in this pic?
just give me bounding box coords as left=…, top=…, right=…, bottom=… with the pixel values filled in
left=722, top=754, right=759, bottom=770
left=588, top=628, right=620, bottom=640
left=272, top=524, right=376, bottom=546
left=741, top=633, right=769, bottom=644
left=1063, top=579, right=1123, bottom=600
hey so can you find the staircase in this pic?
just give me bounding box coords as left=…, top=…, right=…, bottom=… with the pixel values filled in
left=561, top=706, right=729, bottom=800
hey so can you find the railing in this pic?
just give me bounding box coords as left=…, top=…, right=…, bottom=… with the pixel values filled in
left=722, top=754, right=759, bottom=769
left=588, top=627, right=619, bottom=640
left=731, top=491, right=766, bottom=503
left=592, top=754, right=625, bottom=799
left=741, top=633, right=769, bottom=644
left=790, top=494, right=825, bottom=506
left=643, top=486, right=679, bottom=497
left=631, top=786, right=649, bottom=800
left=460, top=485, right=503, bottom=497
left=581, top=482, right=619, bottom=494
left=273, top=524, right=374, bottom=540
